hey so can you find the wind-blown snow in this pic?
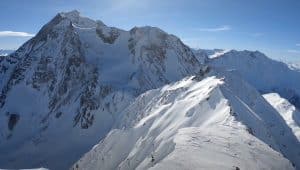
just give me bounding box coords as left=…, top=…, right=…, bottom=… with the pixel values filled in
left=192, top=48, right=227, bottom=61
left=209, top=49, right=230, bottom=58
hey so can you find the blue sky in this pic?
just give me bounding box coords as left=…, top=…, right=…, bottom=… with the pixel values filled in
left=1, top=0, right=300, bottom=62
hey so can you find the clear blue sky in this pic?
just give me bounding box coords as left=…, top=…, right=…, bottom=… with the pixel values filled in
left=1, top=0, right=300, bottom=62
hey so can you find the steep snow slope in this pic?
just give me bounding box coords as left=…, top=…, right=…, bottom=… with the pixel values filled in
left=263, top=93, right=300, bottom=141
left=209, top=50, right=300, bottom=109
left=73, top=73, right=300, bottom=170
left=0, top=11, right=204, bottom=170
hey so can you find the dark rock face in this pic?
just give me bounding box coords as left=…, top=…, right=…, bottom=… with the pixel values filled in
left=74, top=67, right=100, bottom=129
left=0, top=54, right=32, bottom=108
left=8, top=113, right=20, bottom=131
left=32, top=56, right=55, bottom=90
left=31, top=14, right=64, bottom=44
left=1, top=13, right=108, bottom=131
left=96, top=26, right=120, bottom=44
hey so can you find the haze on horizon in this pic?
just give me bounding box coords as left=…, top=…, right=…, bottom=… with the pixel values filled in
left=0, top=0, right=299, bottom=62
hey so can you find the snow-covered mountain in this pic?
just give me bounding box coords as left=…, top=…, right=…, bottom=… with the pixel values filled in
left=209, top=50, right=300, bottom=109
left=0, top=11, right=205, bottom=170
left=73, top=72, right=300, bottom=170
left=1, top=10, right=300, bottom=170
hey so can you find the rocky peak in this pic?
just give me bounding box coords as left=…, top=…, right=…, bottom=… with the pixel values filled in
left=59, top=10, right=80, bottom=19
left=59, top=10, right=97, bottom=28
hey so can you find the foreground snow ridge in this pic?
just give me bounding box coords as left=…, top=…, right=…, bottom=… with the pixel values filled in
left=73, top=76, right=295, bottom=170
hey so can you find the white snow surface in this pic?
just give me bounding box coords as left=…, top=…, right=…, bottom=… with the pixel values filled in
left=209, top=50, right=300, bottom=110
left=209, top=49, right=230, bottom=59
left=73, top=74, right=299, bottom=170
left=263, top=93, right=300, bottom=141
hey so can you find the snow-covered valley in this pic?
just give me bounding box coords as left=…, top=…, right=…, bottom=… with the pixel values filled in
left=0, top=11, right=300, bottom=170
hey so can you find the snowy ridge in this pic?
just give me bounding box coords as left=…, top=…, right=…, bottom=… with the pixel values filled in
left=73, top=74, right=298, bottom=170
left=264, top=93, right=300, bottom=141
left=209, top=50, right=300, bottom=109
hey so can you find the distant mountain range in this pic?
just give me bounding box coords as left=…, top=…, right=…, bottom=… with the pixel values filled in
left=0, top=49, right=14, bottom=56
